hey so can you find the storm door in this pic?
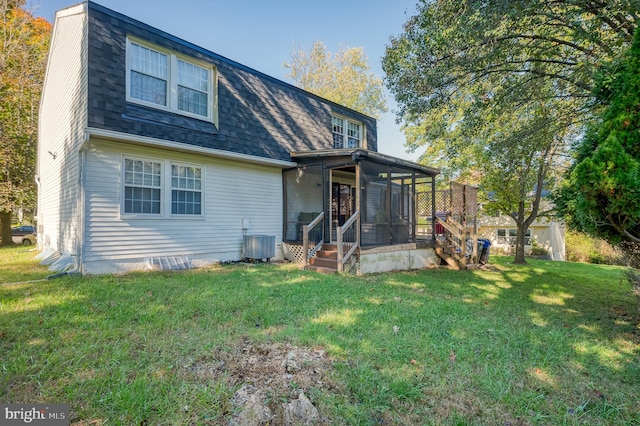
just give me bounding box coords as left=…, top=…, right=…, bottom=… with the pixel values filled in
left=332, top=183, right=355, bottom=226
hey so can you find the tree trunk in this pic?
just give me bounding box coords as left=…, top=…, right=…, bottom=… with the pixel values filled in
left=513, top=222, right=528, bottom=264
left=0, top=210, right=15, bottom=246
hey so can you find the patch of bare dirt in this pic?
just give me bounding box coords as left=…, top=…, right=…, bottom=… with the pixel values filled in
left=183, top=338, right=338, bottom=425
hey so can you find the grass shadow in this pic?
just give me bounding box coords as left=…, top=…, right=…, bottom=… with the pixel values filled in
left=1, top=256, right=639, bottom=424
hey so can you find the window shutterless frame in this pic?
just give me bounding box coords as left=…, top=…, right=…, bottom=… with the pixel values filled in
left=125, top=37, right=218, bottom=125
left=170, top=162, right=203, bottom=216
left=331, top=114, right=365, bottom=149
left=497, top=228, right=532, bottom=245
left=121, top=156, right=205, bottom=218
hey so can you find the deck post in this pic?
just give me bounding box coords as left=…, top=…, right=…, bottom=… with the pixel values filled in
left=431, top=176, right=436, bottom=241
left=461, top=184, right=467, bottom=260
left=302, top=225, right=309, bottom=267
left=336, top=226, right=344, bottom=273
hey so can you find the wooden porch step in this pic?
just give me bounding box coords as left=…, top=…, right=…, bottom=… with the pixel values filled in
left=307, top=244, right=339, bottom=272
left=305, top=243, right=344, bottom=273
left=308, top=257, right=339, bottom=269
left=315, top=249, right=338, bottom=259
left=435, top=246, right=464, bottom=270
left=305, top=264, right=339, bottom=274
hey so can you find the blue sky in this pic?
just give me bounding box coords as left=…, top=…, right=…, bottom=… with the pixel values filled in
left=29, top=0, right=420, bottom=161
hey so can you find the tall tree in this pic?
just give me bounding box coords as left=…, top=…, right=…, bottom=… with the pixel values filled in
left=284, top=41, right=387, bottom=119
left=555, top=27, right=640, bottom=266
left=382, top=0, right=637, bottom=263
left=0, top=0, right=51, bottom=245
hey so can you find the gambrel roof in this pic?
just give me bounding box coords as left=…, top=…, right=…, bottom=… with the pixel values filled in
left=85, top=1, right=377, bottom=163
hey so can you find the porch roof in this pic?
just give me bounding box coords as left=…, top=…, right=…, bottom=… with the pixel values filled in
left=290, top=148, right=440, bottom=177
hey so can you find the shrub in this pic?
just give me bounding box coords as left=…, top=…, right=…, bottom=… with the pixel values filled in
left=529, top=240, right=549, bottom=257
left=566, top=230, right=625, bottom=265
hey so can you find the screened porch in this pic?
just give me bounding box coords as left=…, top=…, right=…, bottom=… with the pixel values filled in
left=282, top=149, right=439, bottom=250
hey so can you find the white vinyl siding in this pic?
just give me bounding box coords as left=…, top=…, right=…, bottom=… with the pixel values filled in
left=83, top=140, right=282, bottom=273
left=126, top=38, right=216, bottom=122
left=37, top=4, right=88, bottom=256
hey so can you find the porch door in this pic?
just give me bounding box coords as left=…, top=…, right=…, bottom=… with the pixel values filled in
left=332, top=183, right=354, bottom=226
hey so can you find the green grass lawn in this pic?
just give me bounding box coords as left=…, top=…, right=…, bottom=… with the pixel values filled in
left=1, top=246, right=639, bottom=425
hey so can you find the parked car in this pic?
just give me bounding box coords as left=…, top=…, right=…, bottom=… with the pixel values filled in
left=12, top=225, right=36, bottom=245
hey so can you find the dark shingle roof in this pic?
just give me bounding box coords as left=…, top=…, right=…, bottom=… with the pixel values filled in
left=85, top=1, right=377, bottom=163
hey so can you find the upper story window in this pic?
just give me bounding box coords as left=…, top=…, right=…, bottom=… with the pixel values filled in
left=126, top=38, right=217, bottom=124
left=332, top=115, right=362, bottom=149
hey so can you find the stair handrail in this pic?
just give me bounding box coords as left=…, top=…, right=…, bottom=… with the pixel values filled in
left=303, top=212, right=325, bottom=267
left=436, top=215, right=464, bottom=256
left=446, top=216, right=466, bottom=234
left=336, top=210, right=360, bottom=273
left=436, top=216, right=480, bottom=264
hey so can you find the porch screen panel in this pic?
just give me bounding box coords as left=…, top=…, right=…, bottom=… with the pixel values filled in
left=390, top=166, right=415, bottom=244
left=361, top=161, right=390, bottom=246
left=283, top=165, right=323, bottom=242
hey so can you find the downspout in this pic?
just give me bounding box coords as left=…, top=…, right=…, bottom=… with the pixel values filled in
left=34, top=174, right=40, bottom=248
left=77, top=133, right=91, bottom=274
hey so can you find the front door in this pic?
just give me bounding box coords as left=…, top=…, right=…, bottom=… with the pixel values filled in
left=332, top=183, right=354, bottom=226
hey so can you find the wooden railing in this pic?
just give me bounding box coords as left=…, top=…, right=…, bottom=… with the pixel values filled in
left=336, top=210, right=360, bottom=273
left=302, top=212, right=325, bottom=267
left=435, top=216, right=478, bottom=264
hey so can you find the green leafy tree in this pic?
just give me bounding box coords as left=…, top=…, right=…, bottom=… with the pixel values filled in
left=0, top=0, right=51, bottom=245
left=382, top=0, right=637, bottom=263
left=284, top=41, right=387, bottom=119
left=555, top=27, right=640, bottom=266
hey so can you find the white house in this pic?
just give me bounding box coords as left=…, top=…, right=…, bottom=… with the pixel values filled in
left=478, top=214, right=565, bottom=261
left=38, top=2, right=445, bottom=274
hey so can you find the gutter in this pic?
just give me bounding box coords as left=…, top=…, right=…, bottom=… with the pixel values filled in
left=85, top=127, right=298, bottom=169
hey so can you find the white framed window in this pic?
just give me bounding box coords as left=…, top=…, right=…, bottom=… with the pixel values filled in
left=123, top=158, right=162, bottom=214
left=347, top=121, right=361, bottom=148
left=129, top=43, right=168, bottom=106
left=497, top=228, right=531, bottom=245
left=332, top=115, right=362, bottom=149
left=126, top=37, right=217, bottom=123
left=171, top=164, right=202, bottom=215
left=122, top=157, right=204, bottom=218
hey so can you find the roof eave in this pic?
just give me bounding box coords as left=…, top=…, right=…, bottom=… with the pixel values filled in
left=290, top=148, right=440, bottom=176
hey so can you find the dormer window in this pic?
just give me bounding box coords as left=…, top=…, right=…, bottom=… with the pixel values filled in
left=332, top=115, right=362, bottom=149
left=129, top=43, right=168, bottom=106
left=126, top=37, right=217, bottom=124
